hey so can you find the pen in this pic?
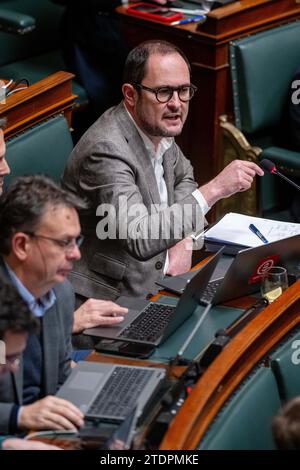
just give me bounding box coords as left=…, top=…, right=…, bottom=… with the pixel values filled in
left=169, top=8, right=207, bottom=14
left=249, top=224, right=269, bottom=244
left=171, top=15, right=206, bottom=26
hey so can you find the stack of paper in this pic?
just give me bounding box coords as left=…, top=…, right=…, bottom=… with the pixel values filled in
left=204, top=212, right=300, bottom=253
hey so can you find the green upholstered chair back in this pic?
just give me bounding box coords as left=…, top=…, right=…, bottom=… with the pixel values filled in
left=0, top=0, right=88, bottom=106
left=0, top=0, right=63, bottom=66
left=5, top=114, right=73, bottom=184
left=270, top=327, right=300, bottom=402
left=230, top=21, right=300, bottom=136
left=229, top=21, right=300, bottom=211
left=198, top=366, right=281, bottom=450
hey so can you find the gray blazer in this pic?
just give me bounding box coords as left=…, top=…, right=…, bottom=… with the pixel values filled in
left=0, top=259, right=74, bottom=434
left=63, top=103, right=203, bottom=300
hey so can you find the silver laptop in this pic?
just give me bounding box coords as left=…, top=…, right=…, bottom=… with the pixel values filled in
left=156, top=234, right=300, bottom=304
left=57, top=361, right=165, bottom=422
left=83, top=248, right=224, bottom=347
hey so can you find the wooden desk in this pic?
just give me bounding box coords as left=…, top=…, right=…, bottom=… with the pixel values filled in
left=28, top=268, right=300, bottom=450
left=0, top=71, right=76, bottom=139
left=160, top=279, right=300, bottom=449
left=117, top=0, right=300, bottom=221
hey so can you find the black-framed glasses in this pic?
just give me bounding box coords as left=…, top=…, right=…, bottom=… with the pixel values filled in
left=25, top=232, right=84, bottom=253
left=134, top=82, right=197, bottom=103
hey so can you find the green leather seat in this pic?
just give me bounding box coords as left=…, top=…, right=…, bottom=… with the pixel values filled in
left=198, top=366, right=281, bottom=450
left=0, top=0, right=88, bottom=107
left=5, top=114, right=73, bottom=184
left=229, top=21, right=300, bottom=212
left=0, top=50, right=87, bottom=105
left=270, top=327, right=300, bottom=402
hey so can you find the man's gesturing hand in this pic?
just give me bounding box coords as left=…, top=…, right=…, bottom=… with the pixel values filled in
left=200, top=160, right=264, bottom=207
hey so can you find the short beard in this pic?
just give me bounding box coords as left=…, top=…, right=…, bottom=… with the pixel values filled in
left=136, top=99, right=184, bottom=138
left=137, top=112, right=183, bottom=138
left=141, top=118, right=181, bottom=137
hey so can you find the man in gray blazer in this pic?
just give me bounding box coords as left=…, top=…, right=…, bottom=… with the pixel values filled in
left=0, top=175, right=84, bottom=434
left=63, top=40, right=264, bottom=301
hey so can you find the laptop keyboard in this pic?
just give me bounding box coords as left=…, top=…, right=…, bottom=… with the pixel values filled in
left=87, top=366, right=156, bottom=420
left=120, top=303, right=176, bottom=342
left=200, top=279, right=222, bottom=304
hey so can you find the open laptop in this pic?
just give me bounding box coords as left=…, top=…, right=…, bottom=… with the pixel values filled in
left=156, top=234, right=300, bottom=304
left=83, top=248, right=224, bottom=347
left=57, top=361, right=165, bottom=423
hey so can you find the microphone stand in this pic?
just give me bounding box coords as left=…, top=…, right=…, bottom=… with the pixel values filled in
left=168, top=302, right=213, bottom=369
left=260, top=158, right=300, bottom=191
left=275, top=169, right=300, bottom=191
left=166, top=302, right=214, bottom=399
left=176, top=302, right=213, bottom=362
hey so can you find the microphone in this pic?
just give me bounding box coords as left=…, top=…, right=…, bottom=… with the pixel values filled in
left=260, top=159, right=300, bottom=191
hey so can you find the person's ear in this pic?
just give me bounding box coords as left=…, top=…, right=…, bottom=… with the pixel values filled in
left=122, top=83, right=137, bottom=108
left=11, top=233, right=31, bottom=261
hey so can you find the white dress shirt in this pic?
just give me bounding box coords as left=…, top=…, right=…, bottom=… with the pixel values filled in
left=124, top=104, right=210, bottom=271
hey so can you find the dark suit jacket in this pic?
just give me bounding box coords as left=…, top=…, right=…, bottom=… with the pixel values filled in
left=52, top=1, right=127, bottom=114
left=0, top=259, right=74, bottom=434
left=63, top=103, right=204, bottom=300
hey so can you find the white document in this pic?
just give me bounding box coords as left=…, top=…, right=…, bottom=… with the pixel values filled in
left=204, top=212, right=300, bottom=248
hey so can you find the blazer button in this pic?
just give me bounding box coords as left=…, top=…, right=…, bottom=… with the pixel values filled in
left=155, top=261, right=163, bottom=270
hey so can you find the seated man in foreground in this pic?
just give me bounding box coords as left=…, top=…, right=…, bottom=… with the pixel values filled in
left=0, top=175, right=86, bottom=434
left=0, top=277, right=61, bottom=450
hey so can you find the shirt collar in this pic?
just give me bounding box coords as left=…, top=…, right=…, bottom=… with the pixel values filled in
left=123, top=103, right=173, bottom=163
left=4, top=261, right=56, bottom=318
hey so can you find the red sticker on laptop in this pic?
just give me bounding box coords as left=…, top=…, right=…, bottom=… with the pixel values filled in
left=248, top=254, right=280, bottom=285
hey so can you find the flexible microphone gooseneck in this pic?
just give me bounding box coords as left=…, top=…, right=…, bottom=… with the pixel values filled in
left=260, top=159, right=300, bottom=191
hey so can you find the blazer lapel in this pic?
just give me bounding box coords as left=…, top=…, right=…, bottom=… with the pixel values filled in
left=0, top=257, right=59, bottom=400
left=117, top=104, right=161, bottom=206
left=42, top=304, right=59, bottom=395
left=132, top=137, right=161, bottom=206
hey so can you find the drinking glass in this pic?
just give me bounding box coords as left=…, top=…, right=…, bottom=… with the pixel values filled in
left=261, top=266, right=288, bottom=303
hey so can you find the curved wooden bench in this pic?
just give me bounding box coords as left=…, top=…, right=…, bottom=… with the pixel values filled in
left=160, top=280, right=300, bottom=449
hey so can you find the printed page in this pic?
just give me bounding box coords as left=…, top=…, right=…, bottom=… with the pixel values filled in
left=204, top=212, right=300, bottom=247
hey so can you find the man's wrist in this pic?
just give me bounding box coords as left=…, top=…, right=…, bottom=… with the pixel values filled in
left=199, top=180, right=221, bottom=208
left=72, top=310, right=83, bottom=334
left=192, top=188, right=210, bottom=215
left=17, top=405, right=28, bottom=430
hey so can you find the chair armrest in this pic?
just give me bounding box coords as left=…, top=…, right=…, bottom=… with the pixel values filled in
left=0, top=8, right=35, bottom=35
left=218, top=115, right=262, bottom=215
left=219, top=115, right=262, bottom=161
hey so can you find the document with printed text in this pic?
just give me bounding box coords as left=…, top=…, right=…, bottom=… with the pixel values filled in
left=204, top=212, right=300, bottom=248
